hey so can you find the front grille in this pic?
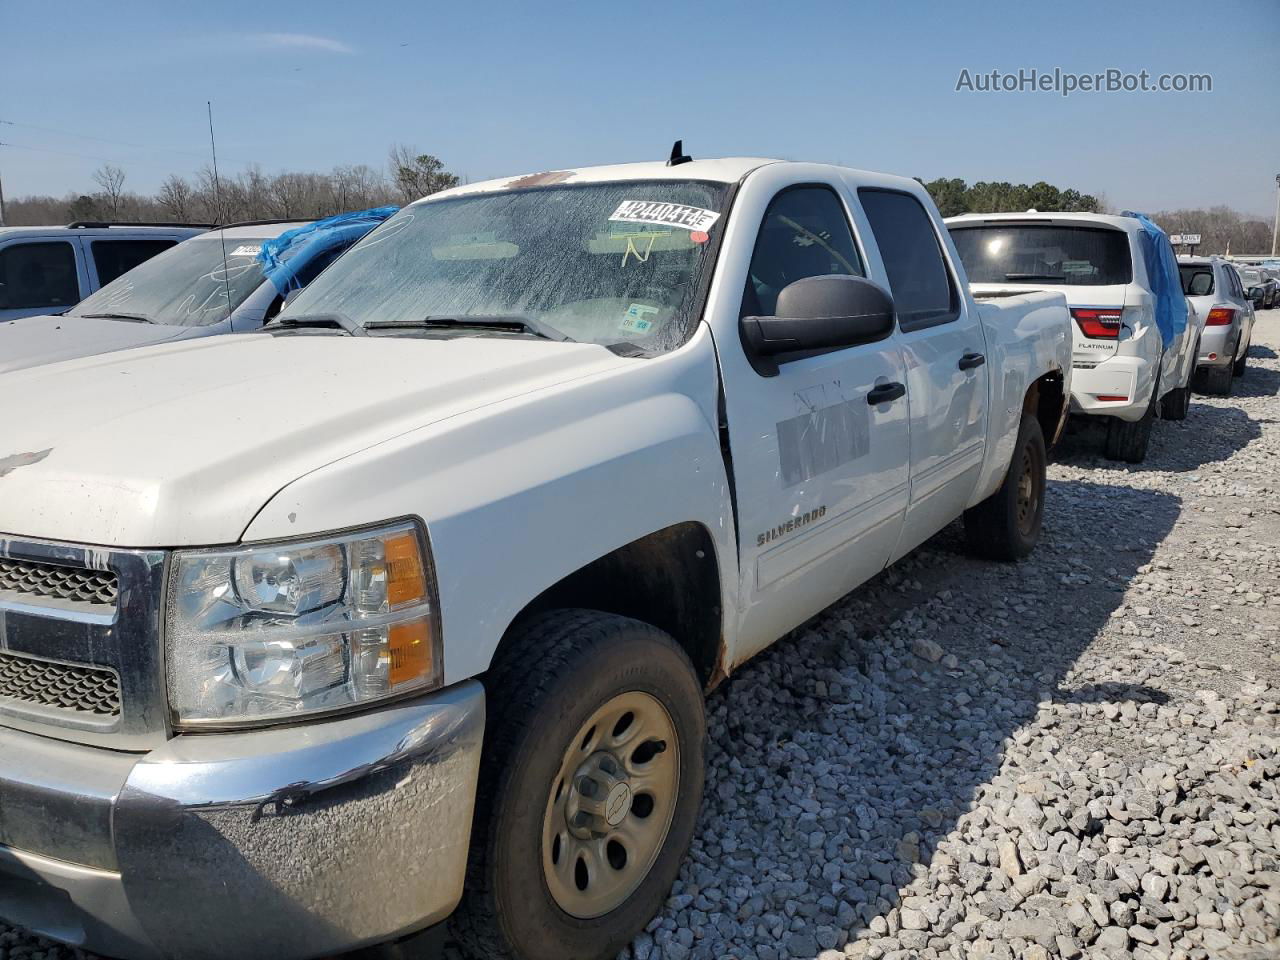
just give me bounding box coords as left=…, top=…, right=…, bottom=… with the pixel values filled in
left=0, top=650, right=121, bottom=717
left=0, top=557, right=118, bottom=605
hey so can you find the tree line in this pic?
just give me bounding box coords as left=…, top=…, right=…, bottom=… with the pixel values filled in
left=6, top=160, right=1272, bottom=256
left=917, top=177, right=1102, bottom=217
left=1, top=145, right=459, bottom=226
left=918, top=177, right=1273, bottom=256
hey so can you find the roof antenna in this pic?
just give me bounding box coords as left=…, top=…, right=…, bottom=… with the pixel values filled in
left=207, top=100, right=233, bottom=324
left=667, top=139, right=692, bottom=166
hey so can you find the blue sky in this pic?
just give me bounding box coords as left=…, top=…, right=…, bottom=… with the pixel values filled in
left=2, top=0, right=1278, bottom=214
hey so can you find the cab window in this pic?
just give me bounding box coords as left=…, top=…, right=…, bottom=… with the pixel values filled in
left=741, top=186, right=863, bottom=317
left=860, top=189, right=958, bottom=330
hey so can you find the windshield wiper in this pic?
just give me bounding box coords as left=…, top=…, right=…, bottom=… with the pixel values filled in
left=365, top=314, right=573, bottom=342
left=78, top=311, right=154, bottom=324
left=1003, top=273, right=1066, bottom=282
left=265, top=313, right=366, bottom=337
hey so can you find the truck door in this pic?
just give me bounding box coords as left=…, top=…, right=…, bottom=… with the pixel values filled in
left=714, top=182, right=910, bottom=662
left=857, top=189, right=989, bottom=561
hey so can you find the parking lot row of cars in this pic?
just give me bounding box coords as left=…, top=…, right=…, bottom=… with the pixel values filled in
left=0, top=160, right=1272, bottom=960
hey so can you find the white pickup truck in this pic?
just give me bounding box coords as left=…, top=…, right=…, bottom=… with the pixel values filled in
left=0, top=157, right=1071, bottom=960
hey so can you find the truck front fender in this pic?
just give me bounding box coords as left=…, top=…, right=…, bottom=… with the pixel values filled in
left=242, top=327, right=739, bottom=685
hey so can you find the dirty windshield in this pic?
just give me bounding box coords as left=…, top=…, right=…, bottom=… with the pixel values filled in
left=69, top=235, right=274, bottom=326
left=280, top=180, right=729, bottom=354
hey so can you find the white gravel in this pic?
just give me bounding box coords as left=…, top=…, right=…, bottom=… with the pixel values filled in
left=4, top=317, right=1279, bottom=960
left=632, top=314, right=1280, bottom=960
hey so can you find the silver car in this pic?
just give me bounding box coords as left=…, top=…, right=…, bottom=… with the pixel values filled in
left=1178, top=256, right=1255, bottom=395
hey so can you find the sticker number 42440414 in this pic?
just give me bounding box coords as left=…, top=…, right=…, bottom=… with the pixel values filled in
left=608, top=200, right=720, bottom=233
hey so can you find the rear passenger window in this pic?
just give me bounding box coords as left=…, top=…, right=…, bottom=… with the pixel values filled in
left=741, top=186, right=863, bottom=317
left=91, top=239, right=177, bottom=286
left=859, top=189, right=957, bottom=330
left=0, top=241, right=80, bottom=310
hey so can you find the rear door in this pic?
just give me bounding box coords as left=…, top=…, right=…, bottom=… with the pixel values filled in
left=859, top=189, right=989, bottom=560
left=949, top=220, right=1132, bottom=365
left=715, top=181, right=909, bottom=661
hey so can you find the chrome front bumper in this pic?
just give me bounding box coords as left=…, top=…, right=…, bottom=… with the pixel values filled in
left=0, top=681, right=485, bottom=960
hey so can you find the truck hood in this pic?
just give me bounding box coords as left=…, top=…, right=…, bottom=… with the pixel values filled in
left=0, top=333, right=625, bottom=547
left=0, top=314, right=206, bottom=374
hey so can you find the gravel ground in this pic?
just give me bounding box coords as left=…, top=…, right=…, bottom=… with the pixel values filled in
left=4, top=317, right=1278, bottom=960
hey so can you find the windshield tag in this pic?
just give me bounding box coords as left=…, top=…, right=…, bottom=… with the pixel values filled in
left=230, top=244, right=262, bottom=257
left=609, top=200, right=719, bottom=233
left=621, top=302, right=660, bottom=333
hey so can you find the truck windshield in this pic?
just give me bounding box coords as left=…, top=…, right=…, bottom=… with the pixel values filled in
left=69, top=235, right=274, bottom=326
left=281, top=180, right=729, bottom=354
left=950, top=224, right=1132, bottom=286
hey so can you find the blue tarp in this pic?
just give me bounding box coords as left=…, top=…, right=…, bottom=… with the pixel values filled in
left=256, top=205, right=398, bottom=295
left=1121, top=211, right=1187, bottom=350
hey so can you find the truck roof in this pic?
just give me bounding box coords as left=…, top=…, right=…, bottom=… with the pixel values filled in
left=423, top=157, right=931, bottom=204
left=946, top=211, right=1143, bottom=233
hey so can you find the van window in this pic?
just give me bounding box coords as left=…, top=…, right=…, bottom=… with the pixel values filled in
left=859, top=189, right=957, bottom=329
left=0, top=241, right=80, bottom=310
left=91, top=239, right=178, bottom=285
left=949, top=224, right=1132, bottom=286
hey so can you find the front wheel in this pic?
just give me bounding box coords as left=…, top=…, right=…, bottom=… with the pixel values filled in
left=964, top=415, right=1046, bottom=561
left=451, top=610, right=706, bottom=960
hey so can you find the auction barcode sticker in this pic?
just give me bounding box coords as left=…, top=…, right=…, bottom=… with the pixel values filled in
left=608, top=200, right=720, bottom=233
left=230, top=244, right=262, bottom=257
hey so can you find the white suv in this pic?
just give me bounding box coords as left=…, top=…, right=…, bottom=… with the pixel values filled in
left=947, top=212, right=1200, bottom=463
left=0, top=221, right=208, bottom=322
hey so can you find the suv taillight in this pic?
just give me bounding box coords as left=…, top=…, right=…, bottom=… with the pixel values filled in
left=1071, top=308, right=1123, bottom=339
left=1205, top=307, right=1235, bottom=326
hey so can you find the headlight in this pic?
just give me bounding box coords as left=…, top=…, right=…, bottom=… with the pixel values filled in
left=166, top=520, right=442, bottom=726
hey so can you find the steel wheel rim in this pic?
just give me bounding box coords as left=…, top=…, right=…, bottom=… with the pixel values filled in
left=1016, top=446, right=1038, bottom=535
left=542, top=690, right=680, bottom=919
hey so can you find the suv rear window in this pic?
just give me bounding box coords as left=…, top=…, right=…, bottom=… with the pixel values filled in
left=1179, top=264, right=1214, bottom=297
left=949, top=224, right=1132, bottom=286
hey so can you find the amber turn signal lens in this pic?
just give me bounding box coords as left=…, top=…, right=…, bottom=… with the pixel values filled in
left=389, top=618, right=434, bottom=686
left=385, top=532, right=427, bottom=609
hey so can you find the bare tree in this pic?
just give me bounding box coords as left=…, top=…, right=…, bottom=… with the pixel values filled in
left=92, top=164, right=127, bottom=219
left=158, top=175, right=195, bottom=221
left=2, top=147, right=459, bottom=226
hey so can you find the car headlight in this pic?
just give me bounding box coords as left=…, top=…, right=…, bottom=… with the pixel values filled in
left=166, top=520, right=442, bottom=726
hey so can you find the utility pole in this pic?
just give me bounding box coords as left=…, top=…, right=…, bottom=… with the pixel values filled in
left=1272, top=174, right=1279, bottom=257
left=0, top=159, right=6, bottom=228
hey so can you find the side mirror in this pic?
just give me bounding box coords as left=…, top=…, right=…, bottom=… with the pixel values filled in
left=741, top=274, right=895, bottom=358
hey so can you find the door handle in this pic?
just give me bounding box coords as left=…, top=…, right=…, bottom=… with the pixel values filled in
left=959, top=352, right=986, bottom=370
left=866, top=381, right=906, bottom=405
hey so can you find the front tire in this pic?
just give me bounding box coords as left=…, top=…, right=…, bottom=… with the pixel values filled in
left=451, top=610, right=706, bottom=960
left=964, top=415, right=1046, bottom=561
